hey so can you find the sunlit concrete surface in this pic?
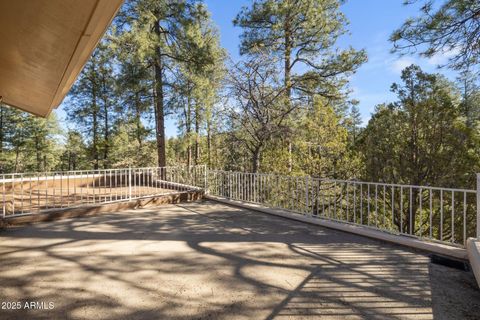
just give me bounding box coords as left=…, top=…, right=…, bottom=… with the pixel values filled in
left=1, top=200, right=479, bottom=319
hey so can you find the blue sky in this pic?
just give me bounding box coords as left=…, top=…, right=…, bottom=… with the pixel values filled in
left=58, top=0, right=458, bottom=137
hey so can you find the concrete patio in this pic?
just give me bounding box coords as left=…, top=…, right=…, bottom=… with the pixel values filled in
left=1, top=200, right=479, bottom=319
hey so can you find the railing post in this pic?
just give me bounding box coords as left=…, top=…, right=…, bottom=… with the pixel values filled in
left=305, top=176, right=309, bottom=216
left=228, top=171, right=232, bottom=199
left=204, top=165, right=208, bottom=193
left=129, top=167, right=132, bottom=201
left=477, top=173, right=480, bottom=238
left=2, top=174, right=5, bottom=218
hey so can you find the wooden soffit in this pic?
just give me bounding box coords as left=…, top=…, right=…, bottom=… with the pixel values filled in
left=0, top=0, right=123, bottom=117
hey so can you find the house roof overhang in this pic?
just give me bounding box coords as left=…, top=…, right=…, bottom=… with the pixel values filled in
left=0, top=0, right=123, bottom=117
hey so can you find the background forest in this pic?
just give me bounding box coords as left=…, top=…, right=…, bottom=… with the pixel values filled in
left=1, top=0, right=480, bottom=190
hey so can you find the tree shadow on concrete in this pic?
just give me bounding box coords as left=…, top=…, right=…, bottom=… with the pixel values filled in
left=0, top=200, right=479, bottom=319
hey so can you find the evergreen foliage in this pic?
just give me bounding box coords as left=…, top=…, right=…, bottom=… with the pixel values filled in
left=2, top=0, right=480, bottom=192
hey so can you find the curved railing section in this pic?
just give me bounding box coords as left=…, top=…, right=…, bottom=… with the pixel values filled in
left=1, top=165, right=207, bottom=217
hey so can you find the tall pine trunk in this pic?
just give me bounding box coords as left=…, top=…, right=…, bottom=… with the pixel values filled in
left=252, top=146, right=261, bottom=173
left=92, top=94, right=99, bottom=170
left=206, top=116, right=212, bottom=168
left=14, top=146, right=20, bottom=173
left=194, top=105, right=200, bottom=165
left=102, top=84, right=109, bottom=169
left=185, top=91, right=192, bottom=167
left=284, top=13, right=293, bottom=173
left=134, top=92, right=142, bottom=147
left=35, top=134, right=41, bottom=172
left=154, top=19, right=166, bottom=168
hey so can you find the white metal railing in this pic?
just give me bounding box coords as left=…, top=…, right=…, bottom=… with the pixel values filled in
left=3, top=165, right=478, bottom=247
left=1, top=165, right=206, bottom=217
left=206, top=170, right=479, bottom=247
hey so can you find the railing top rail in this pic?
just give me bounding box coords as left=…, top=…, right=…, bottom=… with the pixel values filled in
left=208, top=169, right=476, bottom=193
left=0, top=165, right=206, bottom=179
left=0, top=165, right=474, bottom=193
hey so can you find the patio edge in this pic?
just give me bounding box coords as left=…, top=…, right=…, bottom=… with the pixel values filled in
left=1, top=189, right=204, bottom=228
left=467, top=238, right=480, bottom=288
left=206, top=195, right=468, bottom=261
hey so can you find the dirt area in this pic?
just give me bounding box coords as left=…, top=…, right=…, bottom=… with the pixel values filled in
left=2, top=175, right=185, bottom=215
left=3, top=185, right=174, bottom=215
left=0, top=200, right=479, bottom=319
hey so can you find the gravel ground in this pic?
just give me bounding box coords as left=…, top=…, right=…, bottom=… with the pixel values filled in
left=0, top=200, right=479, bottom=319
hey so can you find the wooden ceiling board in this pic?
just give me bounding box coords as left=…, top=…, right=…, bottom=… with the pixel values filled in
left=0, top=0, right=123, bottom=116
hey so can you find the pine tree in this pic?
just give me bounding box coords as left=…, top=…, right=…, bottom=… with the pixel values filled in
left=174, top=3, right=226, bottom=166
left=234, top=0, right=366, bottom=172
left=347, top=103, right=362, bottom=145
left=234, top=0, right=366, bottom=101
left=392, top=0, right=480, bottom=71
left=114, top=28, right=153, bottom=150
left=0, top=104, right=23, bottom=173
left=60, top=131, right=89, bottom=171
left=0, top=104, right=62, bottom=173
left=360, top=65, right=479, bottom=233
left=66, top=42, right=116, bottom=169
left=457, top=69, right=480, bottom=127
left=23, top=113, right=62, bottom=172
left=120, top=0, right=208, bottom=167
